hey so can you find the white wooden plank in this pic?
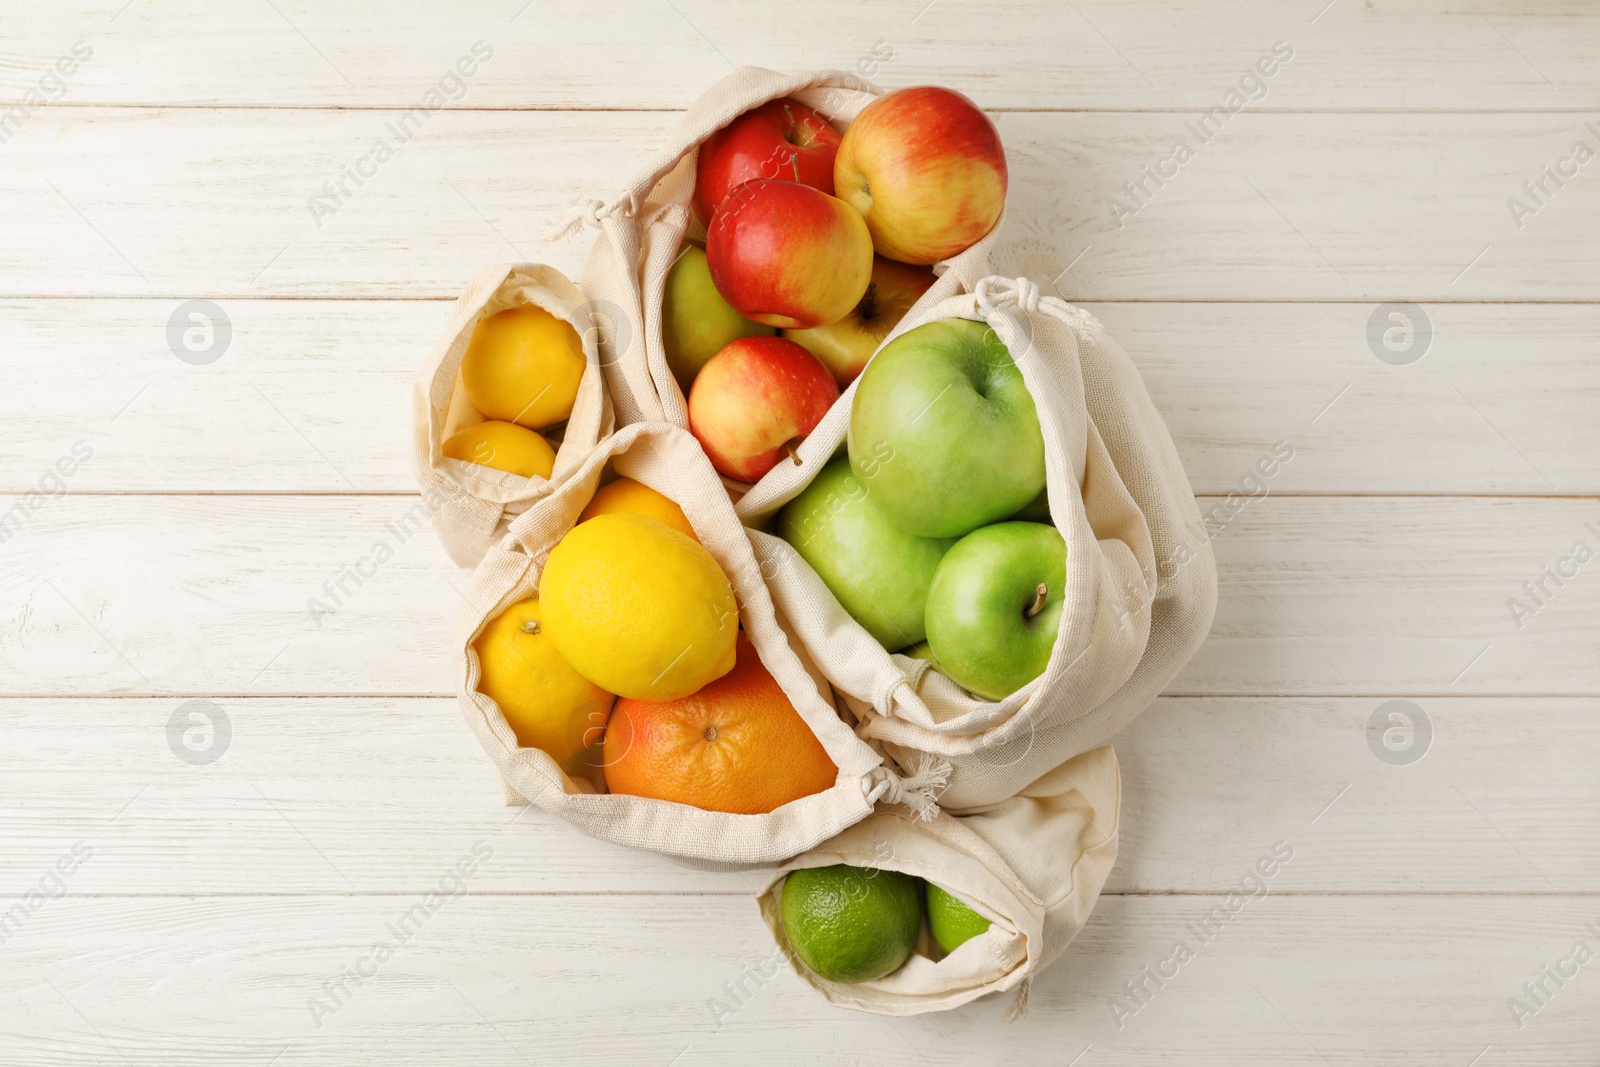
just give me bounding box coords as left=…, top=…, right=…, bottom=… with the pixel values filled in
left=1, top=495, right=1595, bottom=697
left=5, top=696, right=1593, bottom=896
left=1089, top=301, right=1600, bottom=497
left=0, top=893, right=1591, bottom=1064
left=8, top=0, right=1600, bottom=110
left=1113, top=697, right=1600, bottom=895
left=4, top=109, right=1598, bottom=299
left=1182, top=496, right=1600, bottom=697
left=4, top=299, right=1595, bottom=495
left=0, top=696, right=752, bottom=896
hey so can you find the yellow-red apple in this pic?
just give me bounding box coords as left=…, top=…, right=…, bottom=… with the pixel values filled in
left=705, top=179, right=873, bottom=330
left=687, top=336, right=840, bottom=482
left=782, top=256, right=936, bottom=386
left=692, top=98, right=842, bottom=224
left=833, top=86, right=1007, bottom=265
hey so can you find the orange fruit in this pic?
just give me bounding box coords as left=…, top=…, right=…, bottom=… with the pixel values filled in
left=602, top=632, right=838, bottom=813
left=578, top=477, right=698, bottom=541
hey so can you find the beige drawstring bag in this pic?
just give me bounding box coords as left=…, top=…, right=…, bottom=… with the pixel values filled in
left=413, top=262, right=615, bottom=567
left=453, top=421, right=949, bottom=866
left=757, top=745, right=1119, bottom=1017
left=737, top=276, right=1217, bottom=811
left=548, top=65, right=1002, bottom=434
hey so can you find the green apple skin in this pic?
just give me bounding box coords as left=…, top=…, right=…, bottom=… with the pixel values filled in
left=847, top=318, right=1045, bottom=538
left=926, top=883, right=991, bottom=954
left=1007, top=487, right=1051, bottom=524
left=924, top=521, right=1065, bottom=701
left=777, top=458, right=956, bottom=651
left=661, top=245, right=776, bottom=391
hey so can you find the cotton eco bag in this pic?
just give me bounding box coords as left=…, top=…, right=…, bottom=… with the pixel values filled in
left=413, top=262, right=614, bottom=567
left=454, top=421, right=948, bottom=866
left=737, top=276, right=1217, bottom=811
left=548, top=65, right=1002, bottom=431
left=757, top=745, right=1119, bottom=1017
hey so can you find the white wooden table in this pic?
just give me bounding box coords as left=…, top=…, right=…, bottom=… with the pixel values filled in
left=3, top=2, right=1597, bottom=1063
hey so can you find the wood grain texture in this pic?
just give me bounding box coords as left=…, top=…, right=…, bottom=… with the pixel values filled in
left=0, top=894, right=1593, bottom=1065
left=4, top=110, right=1598, bottom=299
left=8, top=0, right=1600, bottom=110
left=4, top=696, right=1594, bottom=896
left=4, top=299, right=1594, bottom=495
left=3, top=494, right=1594, bottom=697
left=3, top=3, right=1595, bottom=1056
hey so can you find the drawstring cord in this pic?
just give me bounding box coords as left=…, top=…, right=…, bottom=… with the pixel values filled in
left=866, top=751, right=950, bottom=821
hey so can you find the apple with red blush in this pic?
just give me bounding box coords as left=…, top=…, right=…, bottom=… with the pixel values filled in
left=692, top=98, right=842, bottom=224
left=687, top=336, right=840, bottom=483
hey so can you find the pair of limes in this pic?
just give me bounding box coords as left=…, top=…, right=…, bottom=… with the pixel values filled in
left=780, top=864, right=993, bottom=983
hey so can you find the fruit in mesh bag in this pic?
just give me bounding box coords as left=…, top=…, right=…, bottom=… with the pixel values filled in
left=705, top=179, right=873, bottom=330
left=473, top=597, right=614, bottom=761
left=833, top=85, right=1008, bottom=265
left=776, top=457, right=954, bottom=651
left=925, top=883, right=992, bottom=954
left=692, top=97, right=842, bottom=224
left=661, top=245, right=776, bottom=391
left=687, top=335, right=839, bottom=483
left=781, top=864, right=922, bottom=983
left=538, top=512, right=737, bottom=701
left=460, top=304, right=586, bottom=430
left=781, top=255, right=936, bottom=387
left=577, top=477, right=698, bottom=541
left=442, top=420, right=556, bottom=480
left=924, top=521, right=1066, bottom=701
left=602, top=632, right=838, bottom=814
left=848, top=317, right=1045, bottom=539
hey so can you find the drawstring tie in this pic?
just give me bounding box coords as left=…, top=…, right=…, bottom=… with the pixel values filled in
left=974, top=275, right=1103, bottom=333
left=1003, top=976, right=1032, bottom=1021
left=866, top=752, right=950, bottom=821
left=545, top=194, right=637, bottom=241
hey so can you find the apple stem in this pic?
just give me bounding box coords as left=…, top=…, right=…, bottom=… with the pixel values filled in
left=857, top=282, right=878, bottom=320
left=782, top=439, right=803, bottom=465
left=1025, top=583, right=1049, bottom=619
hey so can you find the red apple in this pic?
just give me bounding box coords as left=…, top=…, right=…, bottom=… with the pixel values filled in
left=688, top=336, right=840, bottom=482
left=693, top=98, right=842, bottom=224
left=833, top=86, right=1007, bottom=265
left=782, top=256, right=936, bottom=386
left=706, top=179, right=873, bottom=330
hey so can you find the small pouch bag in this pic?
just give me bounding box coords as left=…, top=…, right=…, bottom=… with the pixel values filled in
left=453, top=421, right=947, bottom=866
left=413, top=262, right=614, bottom=566
left=757, top=745, right=1120, bottom=1016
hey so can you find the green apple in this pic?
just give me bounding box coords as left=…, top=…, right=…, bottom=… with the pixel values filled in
left=924, top=521, right=1065, bottom=701
left=926, top=883, right=991, bottom=954
left=1007, top=487, right=1051, bottom=524
left=661, top=244, right=775, bottom=391
left=777, top=457, right=955, bottom=651
left=848, top=318, right=1044, bottom=538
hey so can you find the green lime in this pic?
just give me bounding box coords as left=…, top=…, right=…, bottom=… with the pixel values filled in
left=780, top=864, right=922, bottom=983
left=926, top=882, right=991, bottom=954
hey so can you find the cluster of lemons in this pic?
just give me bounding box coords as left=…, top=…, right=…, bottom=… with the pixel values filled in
left=443, top=304, right=586, bottom=481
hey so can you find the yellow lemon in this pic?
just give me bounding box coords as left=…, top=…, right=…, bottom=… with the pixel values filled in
left=539, top=512, right=738, bottom=701
left=461, top=304, right=586, bottom=429
left=473, top=597, right=615, bottom=761
left=443, top=420, right=557, bottom=480
left=578, top=477, right=698, bottom=541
